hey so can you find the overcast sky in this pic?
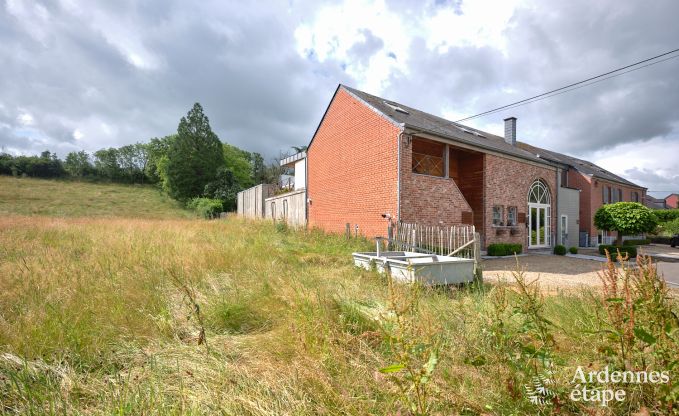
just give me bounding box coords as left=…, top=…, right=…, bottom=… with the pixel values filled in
left=1, top=0, right=678, bottom=197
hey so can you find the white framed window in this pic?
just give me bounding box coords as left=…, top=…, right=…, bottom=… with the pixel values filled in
left=492, top=205, right=504, bottom=226
left=507, top=206, right=518, bottom=226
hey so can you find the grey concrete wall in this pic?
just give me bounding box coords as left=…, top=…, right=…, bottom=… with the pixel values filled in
left=265, top=189, right=307, bottom=228
left=557, top=186, right=580, bottom=248
left=237, top=184, right=276, bottom=219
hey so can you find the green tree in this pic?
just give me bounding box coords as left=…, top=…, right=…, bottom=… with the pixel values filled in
left=204, top=166, right=240, bottom=211
left=145, top=135, right=176, bottom=184
left=166, top=103, right=224, bottom=201
left=64, top=150, right=92, bottom=178
left=594, top=202, right=658, bottom=246
left=94, top=148, right=122, bottom=180
left=250, top=152, right=267, bottom=185
left=223, top=143, right=253, bottom=188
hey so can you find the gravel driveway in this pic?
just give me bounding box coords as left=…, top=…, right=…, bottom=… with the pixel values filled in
left=483, top=251, right=679, bottom=290
left=482, top=255, right=604, bottom=289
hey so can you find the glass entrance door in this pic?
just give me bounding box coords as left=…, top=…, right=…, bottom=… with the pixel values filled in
left=529, top=204, right=550, bottom=248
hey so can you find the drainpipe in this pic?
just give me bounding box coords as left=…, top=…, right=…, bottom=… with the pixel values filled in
left=554, top=167, right=559, bottom=247
left=397, top=129, right=405, bottom=223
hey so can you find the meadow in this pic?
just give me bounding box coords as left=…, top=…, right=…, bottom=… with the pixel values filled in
left=0, top=178, right=677, bottom=415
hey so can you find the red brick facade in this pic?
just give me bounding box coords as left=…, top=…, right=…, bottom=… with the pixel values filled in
left=584, top=176, right=646, bottom=241
left=307, top=86, right=560, bottom=252
left=484, top=155, right=557, bottom=249
left=307, top=88, right=400, bottom=238
left=666, top=194, right=679, bottom=209
left=399, top=139, right=473, bottom=227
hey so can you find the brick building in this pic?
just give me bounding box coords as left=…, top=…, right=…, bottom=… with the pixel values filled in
left=264, top=84, right=646, bottom=251
left=306, top=85, right=571, bottom=251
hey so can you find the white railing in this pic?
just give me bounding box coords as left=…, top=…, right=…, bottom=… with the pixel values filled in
left=392, top=221, right=477, bottom=259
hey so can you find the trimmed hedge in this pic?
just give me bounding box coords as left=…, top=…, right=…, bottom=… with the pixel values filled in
left=599, top=245, right=637, bottom=261
left=554, top=245, right=567, bottom=255
left=487, top=243, right=522, bottom=256
left=623, top=239, right=650, bottom=246
left=649, top=236, right=673, bottom=245
left=569, top=246, right=578, bottom=254
left=653, top=209, right=679, bottom=222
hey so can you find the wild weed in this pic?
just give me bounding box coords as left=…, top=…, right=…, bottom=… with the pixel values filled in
left=378, top=278, right=441, bottom=415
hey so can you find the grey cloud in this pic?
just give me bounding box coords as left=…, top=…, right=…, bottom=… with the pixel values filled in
left=624, top=167, right=679, bottom=198
left=0, top=0, right=352, bottom=157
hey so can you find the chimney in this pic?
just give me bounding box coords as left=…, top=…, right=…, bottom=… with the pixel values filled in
left=504, top=117, right=517, bottom=146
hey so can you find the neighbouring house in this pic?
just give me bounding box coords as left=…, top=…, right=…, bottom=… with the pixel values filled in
left=665, top=193, right=679, bottom=209
left=515, top=143, right=647, bottom=246
left=306, top=85, right=573, bottom=252
left=263, top=152, right=307, bottom=227
left=644, top=195, right=669, bottom=210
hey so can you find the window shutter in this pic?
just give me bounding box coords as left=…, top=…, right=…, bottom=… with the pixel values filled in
left=461, top=211, right=473, bottom=225
left=518, top=212, right=526, bottom=224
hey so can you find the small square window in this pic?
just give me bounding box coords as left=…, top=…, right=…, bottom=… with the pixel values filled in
left=507, top=206, right=518, bottom=226
left=493, top=205, right=504, bottom=226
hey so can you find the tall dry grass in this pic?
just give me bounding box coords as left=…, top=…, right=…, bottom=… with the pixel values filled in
left=0, top=214, right=677, bottom=414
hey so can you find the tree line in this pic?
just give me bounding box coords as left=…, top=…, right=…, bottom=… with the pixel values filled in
left=0, top=103, right=291, bottom=213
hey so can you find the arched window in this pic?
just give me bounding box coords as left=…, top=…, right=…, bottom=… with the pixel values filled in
left=528, top=180, right=551, bottom=248
left=528, top=179, right=551, bottom=205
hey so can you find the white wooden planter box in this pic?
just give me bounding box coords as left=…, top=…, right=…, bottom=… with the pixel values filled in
left=352, top=252, right=475, bottom=285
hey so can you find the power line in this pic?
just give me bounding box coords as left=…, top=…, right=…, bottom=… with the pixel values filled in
left=461, top=54, right=679, bottom=119
left=455, top=48, right=679, bottom=123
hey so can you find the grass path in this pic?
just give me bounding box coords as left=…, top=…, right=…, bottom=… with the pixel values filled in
left=0, top=176, right=191, bottom=219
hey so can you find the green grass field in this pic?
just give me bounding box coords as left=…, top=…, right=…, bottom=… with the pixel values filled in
left=0, top=176, right=191, bottom=219
left=0, top=178, right=677, bottom=415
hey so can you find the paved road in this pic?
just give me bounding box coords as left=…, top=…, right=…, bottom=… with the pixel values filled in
left=658, top=262, right=679, bottom=288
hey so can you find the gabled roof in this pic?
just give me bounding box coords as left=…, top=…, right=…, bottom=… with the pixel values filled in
left=515, top=142, right=644, bottom=188
left=340, top=85, right=557, bottom=167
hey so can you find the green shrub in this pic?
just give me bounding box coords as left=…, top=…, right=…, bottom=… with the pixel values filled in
left=487, top=243, right=522, bottom=256
left=623, top=239, right=650, bottom=246
left=598, top=244, right=637, bottom=261
left=658, top=217, right=679, bottom=235
left=187, top=197, right=223, bottom=219
left=653, top=209, right=679, bottom=222
left=568, top=246, right=578, bottom=254
left=553, top=245, right=566, bottom=255
left=649, top=235, right=673, bottom=245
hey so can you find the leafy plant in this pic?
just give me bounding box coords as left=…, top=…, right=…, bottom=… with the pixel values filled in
left=487, top=243, right=522, bottom=256
left=594, top=202, right=658, bottom=246
left=568, top=246, right=578, bottom=254
left=598, top=245, right=637, bottom=261
left=553, top=245, right=566, bottom=255
left=187, top=197, right=223, bottom=219
left=378, top=279, right=441, bottom=415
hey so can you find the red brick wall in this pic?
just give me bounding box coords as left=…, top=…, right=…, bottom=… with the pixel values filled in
left=666, top=194, right=679, bottom=209
left=484, top=155, right=558, bottom=251
left=307, top=88, right=400, bottom=238
left=588, top=179, right=647, bottom=238
left=399, top=138, right=473, bottom=227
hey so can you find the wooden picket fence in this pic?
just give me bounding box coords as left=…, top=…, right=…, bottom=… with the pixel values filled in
left=391, top=221, right=479, bottom=261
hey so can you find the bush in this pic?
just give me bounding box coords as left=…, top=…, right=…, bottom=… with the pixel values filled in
left=653, top=209, right=679, bottom=222
left=487, top=243, right=522, bottom=256
left=657, top=217, right=679, bottom=235
left=649, top=235, right=672, bottom=245
left=187, top=197, right=223, bottom=219
left=553, top=245, right=566, bottom=255
left=568, top=246, right=578, bottom=254
left=598, top=244, right=637, bottom=261
left=623, top=239, right=650, bottom=246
